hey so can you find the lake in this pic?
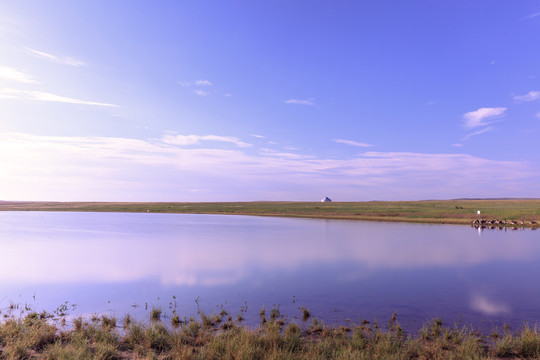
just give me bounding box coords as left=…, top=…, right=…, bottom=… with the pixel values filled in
left=1, top=211, right=539, bottom=332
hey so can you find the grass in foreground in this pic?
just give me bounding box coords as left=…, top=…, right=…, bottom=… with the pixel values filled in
left=2, top=199, right=540, bottom=227
left=1, top=310, right=540, bottom=359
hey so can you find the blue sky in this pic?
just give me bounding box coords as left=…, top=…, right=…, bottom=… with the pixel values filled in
left=1, top=1, right=539, bottom=201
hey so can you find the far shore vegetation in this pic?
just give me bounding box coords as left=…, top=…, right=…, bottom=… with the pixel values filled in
left=2, top=304, right=540, bottom=359
left=2, top=199, right=540, bottom=227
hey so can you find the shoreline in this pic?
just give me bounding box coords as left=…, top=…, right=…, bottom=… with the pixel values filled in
left=1, top=199, right=539, bottom=228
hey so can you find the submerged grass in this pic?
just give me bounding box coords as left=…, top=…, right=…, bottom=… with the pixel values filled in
left=1, top=311, right=540, bottom=359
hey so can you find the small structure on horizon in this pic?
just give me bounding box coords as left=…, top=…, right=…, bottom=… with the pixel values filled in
left=321, top=196, right=332, bottom=202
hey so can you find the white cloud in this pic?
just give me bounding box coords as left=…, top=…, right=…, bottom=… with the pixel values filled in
left=284, top=98, right=315, bottom=106
left=452, top=143, right=464, bottom=147
left=521, top=12, right=540, bottom=21
left=178, top=80, right=214, bottom=88
left=0, top=88, right=118, bottom=107
left=0, top=66, right=38, bottom=83
left=194, top=80, right=212, bottom=86
left=25, top=47, right=85, bottom=67
left=462, top=126, right=494, bottom=141
left=1, top=132, right=538, bottom=202
left=193, top=89, right=209, bottom=96
left=224, top=93, right=232, bottom=97
left=179, top=80, right=221, bottom=96
left=250, top=134, right=265, bottom=138
left=513, top=91, right=540, bottom=102
left=161, top=134, right=252, bottom=148
left=333, top=139, right=372, bottom=147
left=463, top=107, right=506, bottom=128
left=258, top=148, right=313, bottom=160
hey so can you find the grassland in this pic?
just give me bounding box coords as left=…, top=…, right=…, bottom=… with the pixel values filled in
left=1, top=308, right=540, bottom=359
left=2, top=199, right=540, bottom=226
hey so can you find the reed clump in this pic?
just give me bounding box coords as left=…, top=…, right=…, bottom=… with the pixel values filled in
left=2, top=312, right=540, bottom=359
left=150, top=306, right=162, bottom=321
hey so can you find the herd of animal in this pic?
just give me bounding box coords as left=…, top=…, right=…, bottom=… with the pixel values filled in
left=471, top=218, right=538, bottom=230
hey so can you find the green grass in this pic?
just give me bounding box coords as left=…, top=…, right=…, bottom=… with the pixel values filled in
left=2, top=311, right=540, bottom=359
left=2, top=199, right=540, bottom=226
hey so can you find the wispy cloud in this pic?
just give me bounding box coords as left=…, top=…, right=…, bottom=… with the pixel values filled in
left=462, top=126, right=493, bottom=141
left=521, top=12, right=540, bottom=21
left=0, top=88, right=118, bottom=107
left=513, top=90, right=540, bottom=102
left=463, top=107, right=506, bottom=128
left=178, top=79, right=218, bottom=96
left=193, top=89, right=209, bottom=96
left=259, top=148, right=313, bottom=160
left=1, top=132, right=537, bottom=202
left=250, top=134, right=265, bottom=138
left=194, top=79, right=212, bottom=86
left=284, top=98, right=315, bottom=106
left=179, top=80, right=213, bottom=87
left=333, top=139, right=372, bottom=147
left=25, top=47, right=85, bottom=67
left=161, top=134, right=252, bottom=148
left=0, top=66, right=38, bottom=84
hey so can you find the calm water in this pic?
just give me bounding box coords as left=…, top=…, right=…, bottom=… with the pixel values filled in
left=1, top=211, right=539, bottom=332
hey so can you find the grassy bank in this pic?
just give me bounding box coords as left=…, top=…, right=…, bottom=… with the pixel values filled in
left=2, top=199, right=540, bottom=226
left=1, top=309, right=540, bottom=359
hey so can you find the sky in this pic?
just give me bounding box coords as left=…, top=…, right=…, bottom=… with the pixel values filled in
left=0, top=1, right=539, bottom=201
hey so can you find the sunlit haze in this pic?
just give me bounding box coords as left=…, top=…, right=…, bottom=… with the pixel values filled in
left=1, top=2, right=539, bottom=201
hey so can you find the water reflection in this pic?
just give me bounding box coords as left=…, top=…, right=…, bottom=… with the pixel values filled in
left=1, top=212, right=539, bottom=331
left=470, top=294, right=510, bottom=316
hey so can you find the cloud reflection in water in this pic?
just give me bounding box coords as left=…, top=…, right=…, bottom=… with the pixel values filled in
left=1, top=212, right=539, bottom=288
left=470, top=294, right=511, bottom=316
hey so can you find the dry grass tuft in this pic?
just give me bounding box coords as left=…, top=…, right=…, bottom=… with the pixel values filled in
left=1, top=312, right=540, bottom=359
